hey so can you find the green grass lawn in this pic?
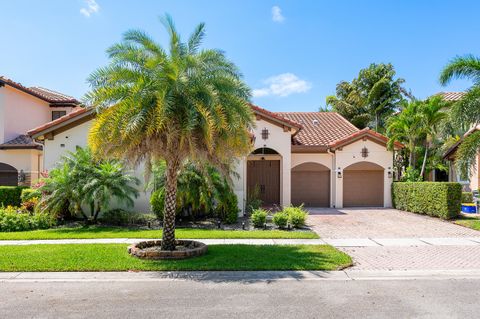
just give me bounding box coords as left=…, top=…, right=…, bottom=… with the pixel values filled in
left=0, top=226, right=319, bottom=240
left=454, top=216, right=480, bottom=231
left=0, top=244, right=351, bottom=271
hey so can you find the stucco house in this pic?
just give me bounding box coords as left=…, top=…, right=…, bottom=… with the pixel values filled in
left=0, top=77, right=80, bottom=186
left=444, top=124, right=480, bottom=192
left=28, top=103, right=402, bottom=213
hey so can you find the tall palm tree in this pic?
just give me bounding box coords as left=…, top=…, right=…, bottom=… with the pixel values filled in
left=419, top=96, right=448, bottom=178
left=387, top=100, right=424, bottom=168
left=85, top=15, right=254, bottom=250
left=440, top=55, right=480, bottom=178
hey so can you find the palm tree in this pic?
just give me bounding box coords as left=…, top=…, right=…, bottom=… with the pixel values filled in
left=85, top=15, right=254, bottom=250
left=440, top=55, right=480, bottom=178
left=387, top=100, right=424, bottom=168
left=419, top=96, right=448, bottom=178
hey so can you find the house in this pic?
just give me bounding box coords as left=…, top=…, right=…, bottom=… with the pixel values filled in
left=28, top=103, right=402, bottom=213
left=0, top=77, right=80, bottom=186
left=443, top=124, right=480, bottom=192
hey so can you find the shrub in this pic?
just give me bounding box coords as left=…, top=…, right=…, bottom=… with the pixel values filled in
left=0, top=207, right=55, bottom=232
left=216, top=191, right=239, bottom=224
left=392, top=182, right=461, bottom=219
left=100, top=209, right=158, bottom=226
left=0, top=186, right=28, bottom=207
left=282, top=206, right=308, bottom=228
left=21, top=196, right=39, bottom=213
left=272, top=211, right=289, bottom=229
left=462, top=192, right=474, bottom=203
left=250, top=209, right=268, bottom=228
left=21, top=188, right=42, bottom=202
left=246, top=185, right=262, bottom=213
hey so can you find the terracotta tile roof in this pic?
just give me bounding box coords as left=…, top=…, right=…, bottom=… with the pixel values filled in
left=438, top=92, right=466, bottom=102
left=250, top=104, right=302, bottom=129
left=328, top=127, right=404, bottom=149
left=28, top=107, right=94, bottom=137
left=275, top=112, right=359, bottom=146
left=0, top=135, right=41, bottom=150
left=0, top=76, right=80, bottom=105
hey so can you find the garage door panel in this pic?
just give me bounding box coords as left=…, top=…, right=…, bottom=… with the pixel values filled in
left=291, top=170, right=330, bottom=207
left=343, top=170, right=383, bottom=207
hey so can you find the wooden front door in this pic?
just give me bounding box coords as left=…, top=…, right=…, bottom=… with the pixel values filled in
left=247, top=160, right=280, bottom=206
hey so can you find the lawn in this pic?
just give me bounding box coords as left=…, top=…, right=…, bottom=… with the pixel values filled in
left=0, top=226, right=319, bottom=240
left=454, top=216, right=480, bottom=231
left=0, top=244, right=351, bottom=271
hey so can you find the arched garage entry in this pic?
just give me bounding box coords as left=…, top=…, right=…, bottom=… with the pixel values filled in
left=291, top=162, right=330, bottom=207
left=343, top=162, right=384, bottom=207
left=0, top=163, right=18, bottom=186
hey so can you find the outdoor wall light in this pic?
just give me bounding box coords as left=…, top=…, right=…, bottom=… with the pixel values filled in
left=337, top=168, right=342, bottom=178
left=388, top=171, right=393, bottom=178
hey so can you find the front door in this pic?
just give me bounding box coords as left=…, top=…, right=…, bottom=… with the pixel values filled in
left=247, top=160, right=280, bottom=206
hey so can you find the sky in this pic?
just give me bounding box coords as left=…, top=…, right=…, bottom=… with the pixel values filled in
left=1, top=0, right=479, bottom=112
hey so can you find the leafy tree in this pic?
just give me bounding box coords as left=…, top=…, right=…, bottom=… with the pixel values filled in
left=85, top=15, right=253, bottom=250
left=326, top=63, right=410, bottom=132
left=440, top=54, right=480, bottom=178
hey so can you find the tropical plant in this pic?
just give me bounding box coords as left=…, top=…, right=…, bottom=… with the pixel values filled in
left=326, top=63, right=410, bottom=132
left=250, top=209, right=268, bottom=228
left=85, top=15, right=254, bottom=250
left=83, top=161, right=140, bottom=221
left=282, top=206, right=308, bottom=228
left=440, top=54, right=480, bottom=178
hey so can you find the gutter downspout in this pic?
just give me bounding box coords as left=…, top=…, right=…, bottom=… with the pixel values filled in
left=327, top=149, right=335, bottom=208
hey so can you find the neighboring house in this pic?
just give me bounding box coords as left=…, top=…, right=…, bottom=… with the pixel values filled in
left=29, top=104, right=402, bottom=213
left=0, top=77, right=80, bottom=186
left=444, top=124, right=480, bottom=192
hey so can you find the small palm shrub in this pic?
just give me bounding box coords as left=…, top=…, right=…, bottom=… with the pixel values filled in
left=282, top=206, right=308, bottom=228
left=250, top=209, right=268, bottom=228
left=272, top=211, right=289, bottom=229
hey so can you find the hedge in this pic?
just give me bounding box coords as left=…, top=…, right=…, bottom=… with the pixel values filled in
left=462, top=192, right=474, bottom=203
left=0, top=186, right=28, bottom=207
left=392, top=182, right=462, bottom=220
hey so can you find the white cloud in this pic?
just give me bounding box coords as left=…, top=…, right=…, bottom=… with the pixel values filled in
left=271, top=6, right=285, bottom=23
left=252, top=73, right=312, bottom=98
left=80, top=0, right=100, bottom=18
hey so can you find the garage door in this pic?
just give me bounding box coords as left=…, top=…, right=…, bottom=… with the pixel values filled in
left=291, top=163, right=330, bottom=207
left=343, top=162, right=383, bottom=207
left=0, top=163, right=18, bottom=186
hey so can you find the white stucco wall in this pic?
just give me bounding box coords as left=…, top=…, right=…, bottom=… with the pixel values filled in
left=43, top=119, right=151, bottom=213
left=334, top=139, right=394, bottom=208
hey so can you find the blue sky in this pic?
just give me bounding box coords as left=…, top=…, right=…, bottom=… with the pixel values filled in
left=1, top=0, right=479, bottom=112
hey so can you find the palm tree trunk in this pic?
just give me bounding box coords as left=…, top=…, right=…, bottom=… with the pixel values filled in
left=409, top=141, right=415, bottom=169
left=93, top=202, right=101, bottom=222
left=161, top=161, right=179, bottom=251
left=420, top=142, right=429, bottom=180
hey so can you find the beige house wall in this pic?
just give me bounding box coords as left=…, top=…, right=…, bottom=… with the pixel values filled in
left=0, top=149, right=43, bottom=185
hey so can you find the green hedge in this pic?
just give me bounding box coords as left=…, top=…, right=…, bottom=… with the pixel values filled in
left=0, top=186, right=28, bottom=207
left=392, top=182, right=462, bottom=219
left=462, top=192, right=474, bottom=203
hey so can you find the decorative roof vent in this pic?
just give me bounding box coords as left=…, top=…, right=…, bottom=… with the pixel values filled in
left=312, top=119, right=319, bottom=126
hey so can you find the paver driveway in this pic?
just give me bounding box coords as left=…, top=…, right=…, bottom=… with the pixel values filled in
left=307, top=208, right=479, bottom=238
left=307, top=208, right=480, bottom=270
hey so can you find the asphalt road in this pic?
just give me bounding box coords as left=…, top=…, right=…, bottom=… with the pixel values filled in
left=2, top=276, right=480, bottom=318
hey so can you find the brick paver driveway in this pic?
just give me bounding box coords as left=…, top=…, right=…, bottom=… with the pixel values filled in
left=307, top=208, right=480, bottom=270
left=308, top=208, right=479, bottom=238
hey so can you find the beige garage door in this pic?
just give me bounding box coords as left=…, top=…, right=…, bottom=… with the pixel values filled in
left=343, top=162, right=384, bottom=207
left=291, top=163, right=330, bottom=207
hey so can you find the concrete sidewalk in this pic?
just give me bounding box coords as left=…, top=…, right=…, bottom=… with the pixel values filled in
left=2, top=237, right=480, bottom=247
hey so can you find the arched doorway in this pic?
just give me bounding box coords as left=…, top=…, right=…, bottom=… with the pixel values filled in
left=0, top=163, right=18, bottom=186
left=291, top=162, right=330, bottom=207
left=247, top=148, right=281, bottom=206
left=343, top=161, right=384, bottom=207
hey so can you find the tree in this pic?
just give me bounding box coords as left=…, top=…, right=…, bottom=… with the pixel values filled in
left=85, top=15, right=254, bottom=251
left=83, top=162, right=140, bottom=221
left=326, top=63, right=410, bottom=133
left=440, top=54, right=480, bottom=178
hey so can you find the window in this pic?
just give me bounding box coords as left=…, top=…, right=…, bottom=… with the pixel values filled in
left=52, top=111, right=66, bottom=121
